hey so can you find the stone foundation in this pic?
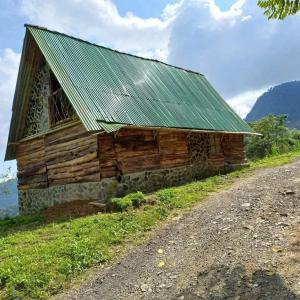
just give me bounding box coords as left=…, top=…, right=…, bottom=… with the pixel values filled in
left=19, top=162, right=224, bottom=214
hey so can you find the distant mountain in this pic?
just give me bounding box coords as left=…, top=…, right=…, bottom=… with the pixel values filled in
left=0, top=178, right=18, bottom=218
left=245, top=81, right=300, bottom=129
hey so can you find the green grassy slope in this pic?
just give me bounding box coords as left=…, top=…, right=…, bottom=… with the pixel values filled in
left=1, top=150, right=300, bottom=299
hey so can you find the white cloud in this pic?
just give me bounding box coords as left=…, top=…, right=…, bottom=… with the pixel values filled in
left=168, top=0, right=300, bottom=99
left=0, top=49, right=20, bottom=147
left=20, top=0, right=171, bottom=59
left=162, top=0, right=184, bottom=19
left=226, top=87, right=267, bottom=118
left=0, top=49, right=20, bottom=173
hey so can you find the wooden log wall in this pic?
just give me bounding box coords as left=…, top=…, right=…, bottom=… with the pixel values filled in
left=98, top=130, right=191, bottom=179
left=98, top=129, right=160, bottom=178
left=16, top=124, right=248, bottom=191
left=45, top=123, right=99, bottom=185
left=158, top=131, right=190, bottom=168
left=98, top=134, right=119, bottom=178
left=16, top=137, right=47, bottom=190
left=114, top=129, right=160, bottom=174
left=16, top=123, right=100, bottom=190
left=222, top=134, right=247, bottom=165
left=208, top=134, right=225, bottom=168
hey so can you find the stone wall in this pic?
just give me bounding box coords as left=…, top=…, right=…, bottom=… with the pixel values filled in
left=23, top=64, right=50, bottom=138
left=187, top=132, right=210, bottom=164
left=19, top=161, right=223, bottom=214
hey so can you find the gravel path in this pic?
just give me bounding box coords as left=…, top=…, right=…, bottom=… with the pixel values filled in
left=59, top=159, right=300, bottom=300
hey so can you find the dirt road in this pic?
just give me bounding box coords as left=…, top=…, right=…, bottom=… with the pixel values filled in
left=61, top=159, right=300, bottom=300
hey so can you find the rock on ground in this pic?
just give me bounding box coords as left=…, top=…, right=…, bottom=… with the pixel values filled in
left=57, top=159, right=300, bottom=300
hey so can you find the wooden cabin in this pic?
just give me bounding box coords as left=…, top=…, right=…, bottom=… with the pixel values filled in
left=5, top=25, right=255, bottom=213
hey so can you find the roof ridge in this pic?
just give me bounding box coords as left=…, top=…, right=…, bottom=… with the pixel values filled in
left=24, top=24, right=204, bottom=77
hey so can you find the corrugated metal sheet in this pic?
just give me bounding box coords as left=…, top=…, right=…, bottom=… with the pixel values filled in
left=27, top=25, right=253, bottom=134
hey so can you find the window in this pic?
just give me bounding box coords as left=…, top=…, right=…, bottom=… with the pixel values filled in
left=48, top=71, right=77, bottom=127
left=50, top=70, right=60, bottom=92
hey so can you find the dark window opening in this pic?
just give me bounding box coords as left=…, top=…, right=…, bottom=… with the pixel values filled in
left=50, top=70, right=61, bottom=93
left=48, top=71, right=77, bottom=127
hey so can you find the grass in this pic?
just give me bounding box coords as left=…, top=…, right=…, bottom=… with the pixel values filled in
left=1, top=150, right=300, bottom=299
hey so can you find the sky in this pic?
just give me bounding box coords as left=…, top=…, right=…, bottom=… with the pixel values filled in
left=1, top=0, right=300, bottom=175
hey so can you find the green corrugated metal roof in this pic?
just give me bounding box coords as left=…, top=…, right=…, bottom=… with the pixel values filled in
left=28, top=25, right=253, bottom=133
left=5, top=25, right=254, bottom=160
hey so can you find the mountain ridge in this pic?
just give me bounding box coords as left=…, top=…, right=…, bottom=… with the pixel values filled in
left=245, top=81, right=300, bottom=128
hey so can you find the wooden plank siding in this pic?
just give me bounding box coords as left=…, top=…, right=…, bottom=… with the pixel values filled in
left=98, top=129, right=191, bottom=178
left=98, top=134, right=119, bottom=179
left=158, top=131, right=190, bottom=168
left=222, top=134, right=247, bottom=165
left=16, top=137, right=47, bottom=190
left=16, top=123, right=247, bottom=191
left=98, top=129, right=160, bottom=178
left=16, top=123, right=100, bottom=189
left=45, top=123, right=100, bottom=186
left=114, top=129, right=160, bottom=174
left=208, top=134, right=225, bottom=168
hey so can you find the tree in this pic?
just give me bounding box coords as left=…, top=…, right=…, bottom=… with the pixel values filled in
left=258, top=0, right=300, bottom=19
left=245, top=114, right=300, bottom=160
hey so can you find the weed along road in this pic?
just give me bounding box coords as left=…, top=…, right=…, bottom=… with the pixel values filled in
left=59, top=159, right=300, bottom=300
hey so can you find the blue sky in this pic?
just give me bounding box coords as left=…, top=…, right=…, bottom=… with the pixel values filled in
left=0, top=1, right=26, bottom=51
left=0, top=0, right=235, bottom=53
left=115, top=0, right=235, bottom=17
left=1, top=0, right=300, bottom=176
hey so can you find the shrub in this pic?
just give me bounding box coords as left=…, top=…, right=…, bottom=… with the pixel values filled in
left=156, top=189, right=176, bottom=203
left=154, top=207, right=169, bottom=219
left=110, top=192, right=145, bottom=211
left=110, top=197, right=132, bottom=211
left=129, top=191, right=146, bottom=208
